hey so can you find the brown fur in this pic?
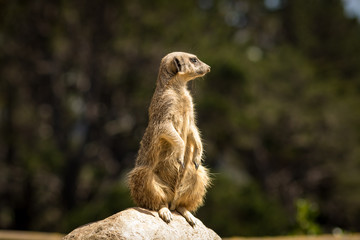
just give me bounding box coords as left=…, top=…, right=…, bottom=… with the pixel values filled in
left=128, top=52, right=211, bottom=225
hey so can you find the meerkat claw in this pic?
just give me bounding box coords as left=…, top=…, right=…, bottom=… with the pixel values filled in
left=178, top=159, right=185, bottom=168
left=194, top=161, right=199, bottom=169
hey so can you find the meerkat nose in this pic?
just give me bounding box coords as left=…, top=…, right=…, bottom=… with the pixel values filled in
left=207, top=66, right=211, bottom=72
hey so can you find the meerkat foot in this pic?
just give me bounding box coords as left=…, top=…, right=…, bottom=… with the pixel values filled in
left=176, top=206, right=197, bottom=226
left=159, top=207, right=172, bottom=223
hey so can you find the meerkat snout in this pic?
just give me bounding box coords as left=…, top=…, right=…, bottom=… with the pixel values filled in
left=205, top=64, right=211, bottom=73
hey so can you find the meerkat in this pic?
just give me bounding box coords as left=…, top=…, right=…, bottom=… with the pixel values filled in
left=128, top=52, right=211, bottom=226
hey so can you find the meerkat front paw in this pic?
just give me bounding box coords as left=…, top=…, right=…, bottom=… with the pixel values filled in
left=178, top=160, right=185, bottom=169
left=192, top=148, right=201, bottom=169
left=159, top=207, right=172, bottom=223
left=176, top=152, right=185, bottom=168
left=193, top=156, right=201, bottom=169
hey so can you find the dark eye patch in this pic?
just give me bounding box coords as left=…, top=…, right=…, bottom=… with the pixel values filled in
left=190, top=58, right=198, bottom=63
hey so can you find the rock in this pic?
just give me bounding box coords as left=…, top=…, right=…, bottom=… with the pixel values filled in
left=63, top=207, right=221, bottom=240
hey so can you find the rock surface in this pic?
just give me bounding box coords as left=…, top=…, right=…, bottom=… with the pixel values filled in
left=63, top=207, right=221, bottom=240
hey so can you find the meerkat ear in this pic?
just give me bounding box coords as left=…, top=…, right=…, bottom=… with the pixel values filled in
left=173, top=57, right=184, bottom=73
left=168, top=57, right=178, bottom=75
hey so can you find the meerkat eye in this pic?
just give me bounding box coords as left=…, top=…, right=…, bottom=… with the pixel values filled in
left=190, top=58, right=198, bottom=63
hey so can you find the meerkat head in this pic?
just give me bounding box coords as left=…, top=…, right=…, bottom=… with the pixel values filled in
left=158, top=52, right=211, bottom=87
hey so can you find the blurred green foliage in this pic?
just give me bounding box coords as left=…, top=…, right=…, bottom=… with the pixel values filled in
left=1, top=0, right=360, bottom=237
left=197, top=174, right=290, bottom=237
left=294, top=199, right=321, bottom=235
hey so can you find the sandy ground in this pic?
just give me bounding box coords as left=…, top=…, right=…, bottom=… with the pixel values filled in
left=0, top=230, right=63, bottom=240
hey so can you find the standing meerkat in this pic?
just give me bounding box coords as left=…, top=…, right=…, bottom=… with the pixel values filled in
left=128, top=52, right=211, bottom=226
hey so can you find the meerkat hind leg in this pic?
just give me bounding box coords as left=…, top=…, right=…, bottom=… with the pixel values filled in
left=159, top=206, right=173, bottom=223
left=176, top=206, right=197, bottom=226
left=169, top=201, right=176, bottom=211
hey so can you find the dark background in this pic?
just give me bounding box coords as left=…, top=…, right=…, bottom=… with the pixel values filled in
left=1, top=0, right=360, bottom=237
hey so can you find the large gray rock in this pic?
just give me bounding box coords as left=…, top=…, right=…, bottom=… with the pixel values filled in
left=63, top=207, right=221, bottom=240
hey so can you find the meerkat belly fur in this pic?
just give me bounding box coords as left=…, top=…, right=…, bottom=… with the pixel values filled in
left=128, top=52, right=211, bottom=226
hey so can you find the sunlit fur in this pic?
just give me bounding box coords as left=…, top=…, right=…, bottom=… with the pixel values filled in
left=128, top=52, right=211, bottom=225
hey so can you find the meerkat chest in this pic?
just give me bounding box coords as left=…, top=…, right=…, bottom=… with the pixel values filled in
left=172, top=94, right=194, bottom=134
